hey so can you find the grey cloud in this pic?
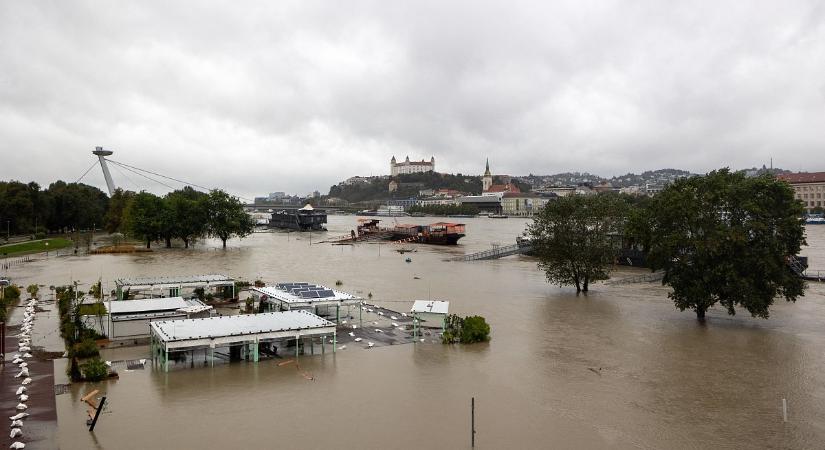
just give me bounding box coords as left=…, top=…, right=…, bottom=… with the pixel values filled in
left=1, top=0, right=824, bottom=198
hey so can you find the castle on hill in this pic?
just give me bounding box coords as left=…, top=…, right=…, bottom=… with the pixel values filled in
left=390, top=155, right=435, bottom=176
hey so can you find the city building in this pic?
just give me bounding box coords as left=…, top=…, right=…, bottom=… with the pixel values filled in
left=778, top=171, right=825, bottom=212
left=391, top=155, right=435, bottom=176
left=418, top=196, right=459, bottom=207
left=500, top=193, right=555, bottom=216
left=456, top=195, right=502, bottom=214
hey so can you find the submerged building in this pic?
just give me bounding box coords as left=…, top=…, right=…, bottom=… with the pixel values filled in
left=269, top=204, right=327, bottom=231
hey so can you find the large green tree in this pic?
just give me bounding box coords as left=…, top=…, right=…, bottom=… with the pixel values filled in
left=648, top=169, right=806, bottom=320
left=528, top=194, right=627, bottom=292
left=123, top=191, right=164, bottom=248
left=205, top=189, right=254, bottom=248
left=104, top=188, right=135, bottom=233
left=166, top=187, right=208, bottom=248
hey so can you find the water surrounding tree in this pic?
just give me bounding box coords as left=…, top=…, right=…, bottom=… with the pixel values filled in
left=166, top=187, right=208, bottom=248
left=647, top=169, right=806, bottom=320
left=205, top=189, right=254, bottom=248
left=528, top=194, right=627, bottom=292
left=124, top=191, right=164, bottom=248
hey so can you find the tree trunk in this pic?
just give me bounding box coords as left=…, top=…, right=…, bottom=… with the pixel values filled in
left=696, top=308, right=706, bottom=321
left=183, top=238, right=189, bottom=249
left=221, top=237, right=227, bottom=249
left=582, top=276, right=589, bottom=292
left=146, top=238, right=151, bottom=249
left=165, top=236, right=172, bottom=248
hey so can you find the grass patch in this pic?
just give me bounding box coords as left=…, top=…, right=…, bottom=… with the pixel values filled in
left=0, top=238, right=73, bottom=256
left=77, top=303, right=107, bottom=316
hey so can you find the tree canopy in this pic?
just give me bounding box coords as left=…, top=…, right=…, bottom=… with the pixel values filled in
left=0, top=180, right=108, bottom=237
left=647, top=169, right=806, bottom=320
left=205, top=189, right=254, bottom=248
left=528, top=194, right=627, bottom=292
left=124, top=191, right=165, bottom=248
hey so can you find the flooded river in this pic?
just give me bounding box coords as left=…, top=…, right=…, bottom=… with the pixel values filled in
left=5, top=217, right=825, bottom=449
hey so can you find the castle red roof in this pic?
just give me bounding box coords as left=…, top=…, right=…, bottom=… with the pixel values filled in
left=778, top=172, right=825, bottom=184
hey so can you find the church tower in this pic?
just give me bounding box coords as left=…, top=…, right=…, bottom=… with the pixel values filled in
left=482, top=158, right=493, bottom=192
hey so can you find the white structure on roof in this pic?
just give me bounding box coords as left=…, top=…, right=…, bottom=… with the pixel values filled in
left=251, top=282, right=361, bottom=323
left=411, top=300, right=450, bottom=335
left=81, top=297, right=213, bottom=344
left=149, top=310, right=338, bottom=372
left=411, top=300, right=450, bottom=315
left=115, top=274, right=235, bottom=300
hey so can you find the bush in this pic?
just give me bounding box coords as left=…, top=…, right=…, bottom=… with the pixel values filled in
left=81, top=357, right=109, bottom=382
left=73, top=338, right=101, bottom=359
left=459, top=316, right=491, bottom=344
left=26, top=284, right=39, bottom=298
left=4, top=284, right=21, bottom=301
left=34, top=231, right=46, bottom=240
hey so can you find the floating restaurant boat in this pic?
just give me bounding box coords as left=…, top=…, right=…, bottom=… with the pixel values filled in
left=269, top=204, right=327, bottom=231
left=806, top=215, right=825, bottom=225
left=390, top=222, right=466, bottom=245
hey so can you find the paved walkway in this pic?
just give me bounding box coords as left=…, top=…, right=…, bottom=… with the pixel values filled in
left=2, top=298, right=58, bottom=450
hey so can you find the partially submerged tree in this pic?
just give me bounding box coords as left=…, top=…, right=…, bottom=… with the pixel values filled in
left=648, top=169, right=806, bottom=320
left=528, top=194, right=627, bottom=292
left=124, top=191, right=164, bottom=248
left=166, top=187, right=208, bottom=248
left=206, top=189, right=254, bottom=249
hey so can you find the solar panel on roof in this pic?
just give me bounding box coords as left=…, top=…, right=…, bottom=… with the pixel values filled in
left=300, top=291, right=321, bottom=298
left=317, top=290, right=335, bottom=298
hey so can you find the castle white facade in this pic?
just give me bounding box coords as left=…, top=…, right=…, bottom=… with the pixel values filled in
left=391, top=155, right=435, bottom=176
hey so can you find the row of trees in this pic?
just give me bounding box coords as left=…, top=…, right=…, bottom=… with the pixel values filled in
left=0, top=178, right=253, bottom=249
left=0, top=180, right=108, bottom=236
left=529, top=169, right=806, bottom=320
left=122, top=187, right=254, bottom=249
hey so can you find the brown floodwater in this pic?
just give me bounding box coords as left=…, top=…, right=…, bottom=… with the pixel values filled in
left=4, top=217, right=825, bottom=449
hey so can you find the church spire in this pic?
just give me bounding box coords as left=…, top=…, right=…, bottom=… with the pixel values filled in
left=484, top=158, right=491, bottom=176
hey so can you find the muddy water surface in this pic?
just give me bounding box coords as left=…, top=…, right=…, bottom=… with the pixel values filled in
left=4, top=217, right=825, bottom=449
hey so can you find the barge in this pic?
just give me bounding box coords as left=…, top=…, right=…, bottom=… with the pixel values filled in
left=269, top=204, right=327, bottom=231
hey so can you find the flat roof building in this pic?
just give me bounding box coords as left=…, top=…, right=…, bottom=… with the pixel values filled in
left=251, top=282, right=361, bottom=323
left=81, top=297, right=213, bottom=344
left=411, top=300, right=450, bottom=336
left=149, top=310, right=337, bottom=372
left=114, top=274, right=235, bottom=300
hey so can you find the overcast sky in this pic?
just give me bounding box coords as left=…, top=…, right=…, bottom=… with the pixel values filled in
left=1, top=1, right=824, bottom=199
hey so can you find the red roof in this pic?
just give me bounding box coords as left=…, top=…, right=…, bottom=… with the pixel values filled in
left=485, top=183, right=521, bottom=193
left=778, top=172, right=825, bottom=184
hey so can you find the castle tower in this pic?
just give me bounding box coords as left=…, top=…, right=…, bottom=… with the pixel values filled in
left=391, top=156, right=397, bottom=176
left=482, top=158, right=493, bottom=191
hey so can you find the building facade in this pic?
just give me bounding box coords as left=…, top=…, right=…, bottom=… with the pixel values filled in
left=501, top=193, right=556, bottom=216
left=391, top=155, right=435, bottom=176
left=778, top=172, right=825, bottom=212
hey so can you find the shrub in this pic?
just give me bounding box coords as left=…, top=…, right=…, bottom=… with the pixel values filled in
left=459, top=316, right=491, bottom=344
left=34, top=231, right=46, bottom=240
left=4, top=284, right=21, bottom=301
left=73, top=338, right=101, bottom=359
left=253, top=279, right=265, bottom=288
left=81, top=357, right=109, bottom=382
left=26, top=284, right=39, bottom=298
